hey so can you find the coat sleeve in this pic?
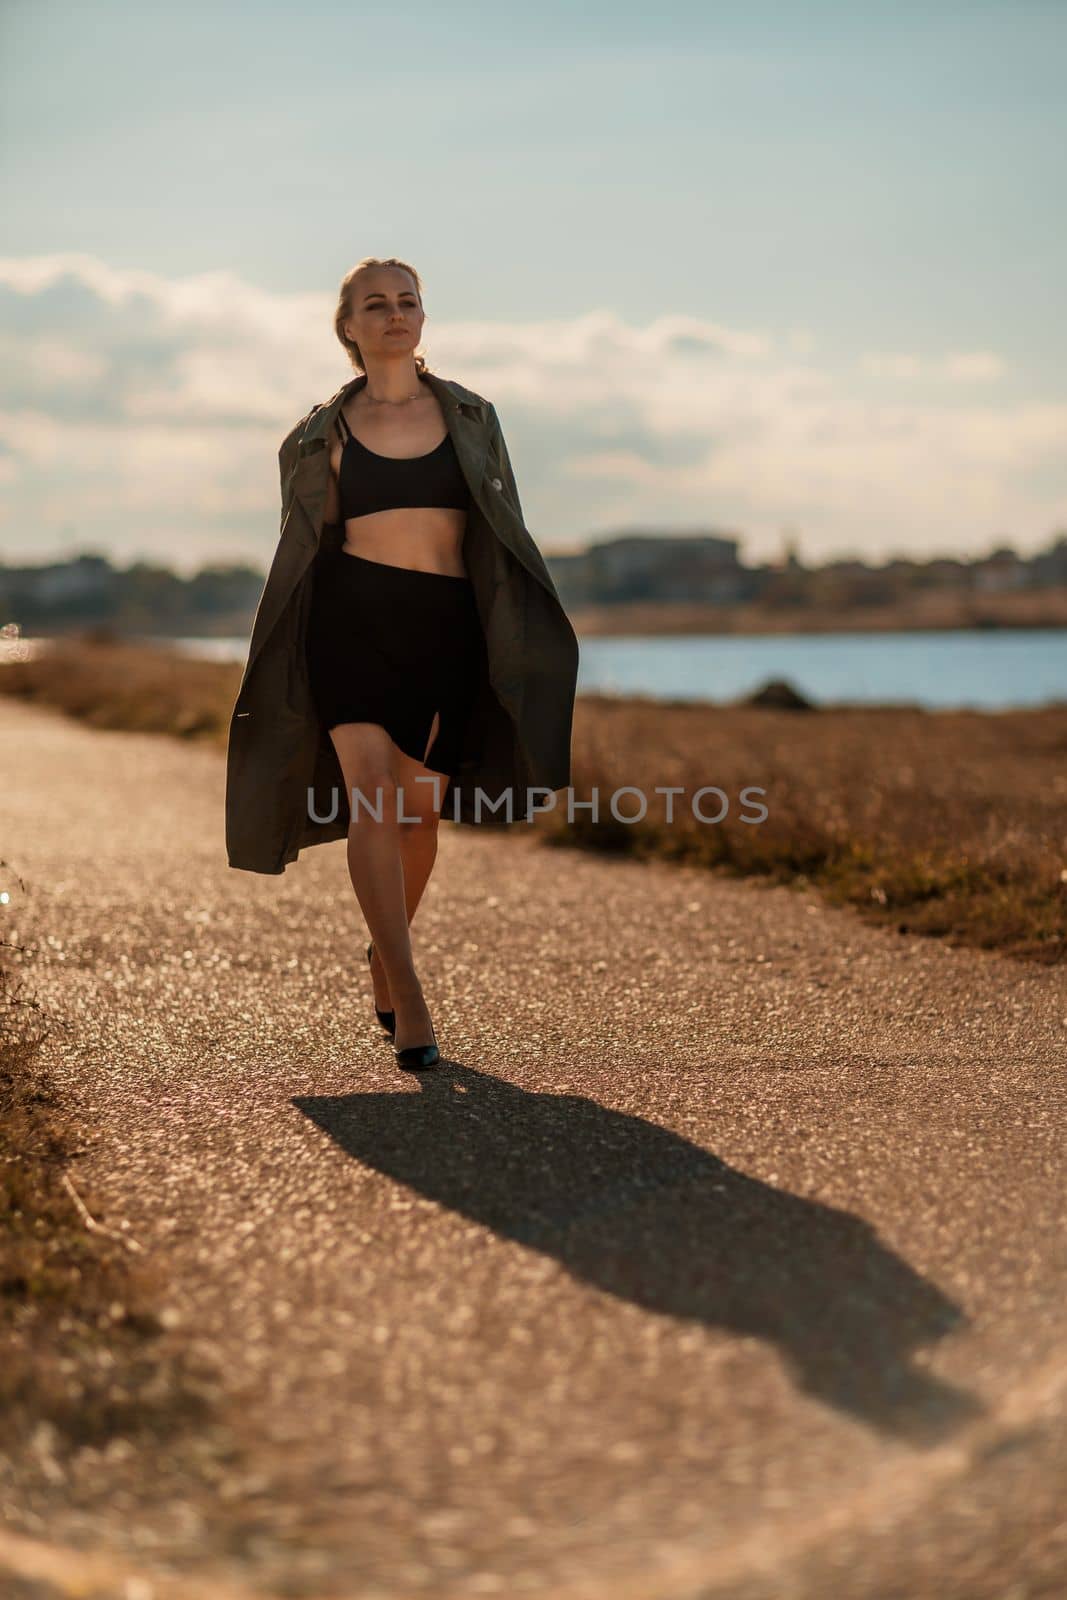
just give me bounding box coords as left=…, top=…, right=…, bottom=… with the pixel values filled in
left=277, top=406, right=317, bottom=519
left=486, top=402, right=526, bottom=525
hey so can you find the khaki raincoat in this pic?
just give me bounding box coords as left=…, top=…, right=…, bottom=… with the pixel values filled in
left=225, top=370, right=580, bottom=874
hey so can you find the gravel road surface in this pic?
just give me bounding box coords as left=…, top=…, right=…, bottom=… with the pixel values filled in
left=1, top=696, right=1064, bottom=1599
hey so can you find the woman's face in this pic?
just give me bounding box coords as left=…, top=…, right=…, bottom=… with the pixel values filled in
left=343, top=267, right=425, bottom=363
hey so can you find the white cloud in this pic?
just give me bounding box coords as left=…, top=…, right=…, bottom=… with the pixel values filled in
left=860, top=349, right=1006, bottom=382
left=0, top=252, right=1063, bottom=571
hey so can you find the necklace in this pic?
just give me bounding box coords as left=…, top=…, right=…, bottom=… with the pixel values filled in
left=365, top=386, right=422, bottom=405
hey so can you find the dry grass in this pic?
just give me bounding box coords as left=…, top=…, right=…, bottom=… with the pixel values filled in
left=1, top=629, right=235, bottom=740
left=2, top=633, right=1065, bottom=964
left=547, top=694, right=1067, bottom=963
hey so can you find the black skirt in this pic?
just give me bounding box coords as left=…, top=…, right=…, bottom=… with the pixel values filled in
left=305, top=549, right=488, bottom=778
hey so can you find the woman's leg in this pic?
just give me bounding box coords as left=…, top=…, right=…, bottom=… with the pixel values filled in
left=364, top=712, right=448, bottom=1013
left=328, top=716, right=447, bottom=1051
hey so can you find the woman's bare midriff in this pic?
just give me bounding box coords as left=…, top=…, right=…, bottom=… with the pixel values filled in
left=342, top=508, right=468, bottom=578
left=324, top=395, right=470, bottom=579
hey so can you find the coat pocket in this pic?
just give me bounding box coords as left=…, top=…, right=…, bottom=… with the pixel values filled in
left=291, top=445, right=329, bottom=501
left=293, top=442, right=329, bottom=482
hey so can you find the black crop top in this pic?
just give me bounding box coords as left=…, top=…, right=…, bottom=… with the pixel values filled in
left=336, top=409, right=471, bottom=521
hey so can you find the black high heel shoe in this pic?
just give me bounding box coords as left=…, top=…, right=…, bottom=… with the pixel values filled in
left=366, top=942, right=395, bottom=1037
left=394, top=1015, right=440, bottom=1071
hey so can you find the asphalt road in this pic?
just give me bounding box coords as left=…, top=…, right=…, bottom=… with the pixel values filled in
left=1, top=696, right=1065, bottom=1599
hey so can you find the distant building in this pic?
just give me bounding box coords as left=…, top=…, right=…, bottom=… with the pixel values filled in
left=548, top=531, right=759, bottom=607
left=972, top=546, right=1029, bottom=592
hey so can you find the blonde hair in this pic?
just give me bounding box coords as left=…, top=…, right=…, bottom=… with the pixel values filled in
left=334, top=257, right=430, bottom=374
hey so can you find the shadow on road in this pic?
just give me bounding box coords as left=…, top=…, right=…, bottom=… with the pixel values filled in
left=294, top=1064, right=983, bottom=1441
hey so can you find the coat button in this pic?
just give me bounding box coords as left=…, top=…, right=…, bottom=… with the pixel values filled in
left=491, top=477, right=503, bottom=490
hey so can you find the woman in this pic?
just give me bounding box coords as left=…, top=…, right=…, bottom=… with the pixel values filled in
left=226, top=255, right=579, bottom=1071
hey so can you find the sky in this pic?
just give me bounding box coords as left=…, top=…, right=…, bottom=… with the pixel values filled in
left=2, top=0, right=1066, bottom=576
